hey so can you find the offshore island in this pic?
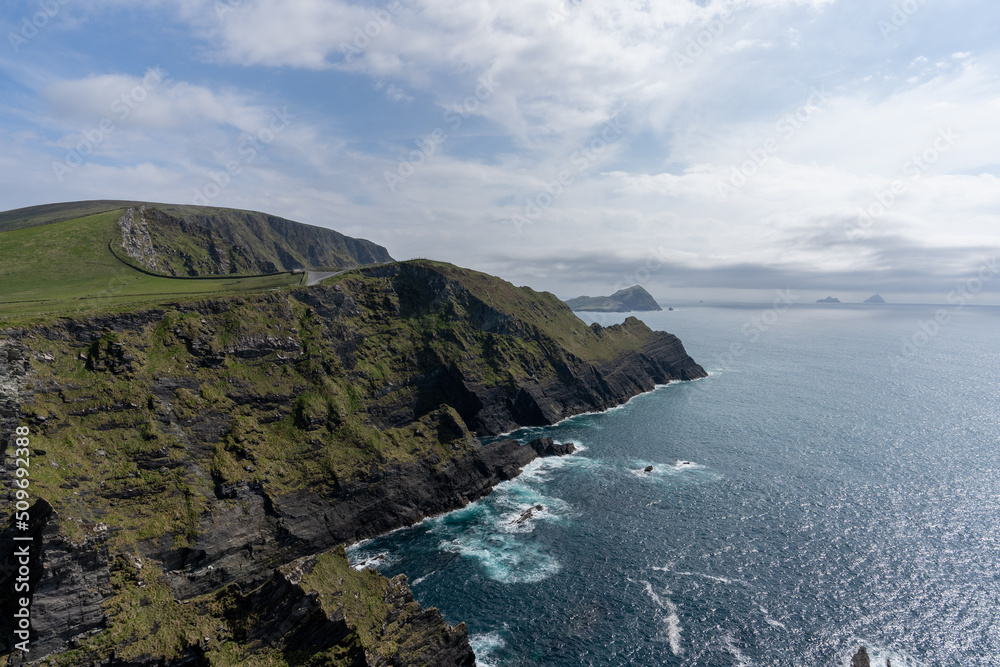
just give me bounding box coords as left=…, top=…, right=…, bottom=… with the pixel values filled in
left=0, top=202, right=705, bottom=665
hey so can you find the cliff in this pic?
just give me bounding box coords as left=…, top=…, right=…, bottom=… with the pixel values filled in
left=564, top=285, right=662, bottom=312
left=112, top=204, right=394, bottom=276
left=0, top=259, right=705, bottom=665
left=0, top=200, right=393, bottom=278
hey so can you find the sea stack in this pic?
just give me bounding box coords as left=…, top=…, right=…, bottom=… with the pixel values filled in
left=863, top=294, right=887, bottom=304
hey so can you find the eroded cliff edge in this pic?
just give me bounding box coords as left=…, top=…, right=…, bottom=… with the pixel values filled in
left=0, top=260, right=705, bottom=665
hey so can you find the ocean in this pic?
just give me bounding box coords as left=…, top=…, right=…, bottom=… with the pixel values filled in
left=348, top=302, right=1000, bottom=666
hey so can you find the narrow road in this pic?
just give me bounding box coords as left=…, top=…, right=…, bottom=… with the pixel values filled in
left=305, top=270, right=347, bottom=286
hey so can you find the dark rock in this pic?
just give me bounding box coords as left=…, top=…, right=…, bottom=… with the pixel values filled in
left=851, top=646, right=871, bottom=667
left=816, top=296, right=841, bottom=303
left=528, top=436, right=576, bottom=457
left=644, top=465, right=654, bottom=472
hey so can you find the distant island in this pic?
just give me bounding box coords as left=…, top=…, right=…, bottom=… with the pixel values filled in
left=863, top=294, right=887, bottom=304
left=816, top=296, right=841, bottom=303
left=565, top=285, right=662, bottom=312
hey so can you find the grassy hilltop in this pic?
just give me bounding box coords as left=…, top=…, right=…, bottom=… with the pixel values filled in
left=0, top=201, right=392, bottom=316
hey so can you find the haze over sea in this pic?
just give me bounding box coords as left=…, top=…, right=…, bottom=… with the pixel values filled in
left=350, top=302, right=1000, bottom=666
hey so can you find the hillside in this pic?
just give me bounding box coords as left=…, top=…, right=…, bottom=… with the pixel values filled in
left=0, top=203, right=392, bottom=316
left=564, top=285, right=663, bottom=312
left=0, top=211, right=704, bottom=665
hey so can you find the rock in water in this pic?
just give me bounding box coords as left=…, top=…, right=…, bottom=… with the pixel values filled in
left=644, top=465, right=654, bottom=473
left=851, top=646, right=871, bottom=667
left=528, top=437, right=576, bottom=457
left=565, top=285, right=662, bottom=312
left=864, top=293, right=887, bottom=304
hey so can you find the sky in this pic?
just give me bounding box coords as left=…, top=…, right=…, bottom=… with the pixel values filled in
left=1, top=0, right=999, bottom=304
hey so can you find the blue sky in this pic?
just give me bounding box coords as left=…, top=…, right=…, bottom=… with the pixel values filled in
left=2, top=0, right=999, bottom=303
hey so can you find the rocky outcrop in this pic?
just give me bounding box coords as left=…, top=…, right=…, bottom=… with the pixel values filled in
left=114, top=203, right=393, bottom=277
left=0, top=503, right=110, bottom=660
left=0, top=339, right=30, bottom=454
left=118, top=206, right=159, bottom=271
left=158, top=436, right=545, bottom=600
left=528, top=436, right=576, bottom=457
left=237, top=551, right=475, bottom=667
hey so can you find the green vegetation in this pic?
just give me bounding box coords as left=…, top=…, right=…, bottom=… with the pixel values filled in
left=47, top=548, right=400, bottom=667
left=0, top=199, right=146, bottom=232
left=0, top=209, right=303, bottom=316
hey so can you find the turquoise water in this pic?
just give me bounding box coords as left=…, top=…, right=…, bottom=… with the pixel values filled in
left=350, top=303, right=1000, bottom=666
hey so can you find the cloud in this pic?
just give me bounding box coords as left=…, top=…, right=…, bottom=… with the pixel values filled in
left=43, top=70, right=278, bottom=135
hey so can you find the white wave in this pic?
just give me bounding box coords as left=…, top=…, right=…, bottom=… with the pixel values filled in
left=470, top=632, right=505, bottom=667
left=721, top=632, right=754, bottom=667
left=674, top=570, right=737, bottom=585
left=410, top=571, right=437, bottom=586
left=642, top=581, right=684, bottom=656
left=512, top=450, right=600, bottom=485
left=758, top=605, right=787, bottom=630
left=628, top=459, right=718, bottom=484
left=349, top=550, right=396, bottom=571
left=438, top=532, right=560, bottom=584
left=549, top=382, right=688, bottom=427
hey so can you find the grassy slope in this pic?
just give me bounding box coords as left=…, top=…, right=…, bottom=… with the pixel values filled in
left=402, top=260, right=659, bottom=364
left=0, top=200, right=146, bottom=232
left=0, top=210, right=302, bottom=316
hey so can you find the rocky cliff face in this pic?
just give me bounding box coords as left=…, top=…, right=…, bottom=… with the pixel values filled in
left=0, top=260, right=705, bottom=665
left=114, top=204, right=393, bottom=276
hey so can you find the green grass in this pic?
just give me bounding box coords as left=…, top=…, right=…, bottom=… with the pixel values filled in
left=0, top=209, right=302, bottom=317
left=0, top=199, right=146, bottom=232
